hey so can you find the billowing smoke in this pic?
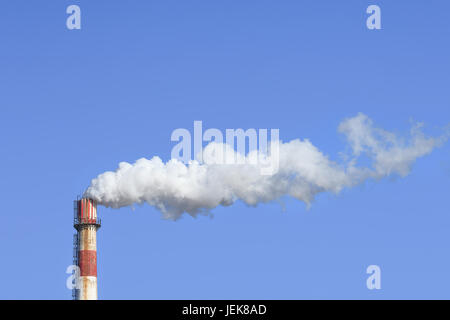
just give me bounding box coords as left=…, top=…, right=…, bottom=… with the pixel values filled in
left=85, top=113, right=446, bottom=220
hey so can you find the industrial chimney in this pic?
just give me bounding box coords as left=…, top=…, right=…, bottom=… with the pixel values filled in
left=73, top=197, right=101, bottom=300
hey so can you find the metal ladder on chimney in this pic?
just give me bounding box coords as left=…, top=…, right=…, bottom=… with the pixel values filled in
left=72, top=233, right=79, bottom=300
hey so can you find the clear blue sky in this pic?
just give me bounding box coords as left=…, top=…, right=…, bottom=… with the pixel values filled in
left=0, top=1, right=449, bottom=299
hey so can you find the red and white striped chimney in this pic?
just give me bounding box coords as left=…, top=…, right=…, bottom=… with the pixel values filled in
left=73, top=198, right=101, bottom=300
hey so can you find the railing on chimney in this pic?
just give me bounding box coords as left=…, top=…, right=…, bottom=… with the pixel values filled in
left=73, top=200, right=101, bottom=229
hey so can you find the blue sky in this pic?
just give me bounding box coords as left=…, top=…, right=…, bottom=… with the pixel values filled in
left=0, top=1, right=449, bottom=299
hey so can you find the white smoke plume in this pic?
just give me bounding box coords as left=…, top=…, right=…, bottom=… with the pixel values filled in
left=85, top=113, right=446, bottom=220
